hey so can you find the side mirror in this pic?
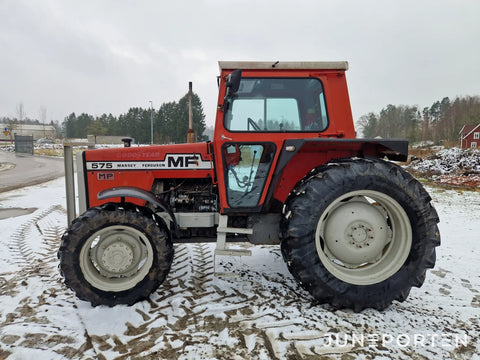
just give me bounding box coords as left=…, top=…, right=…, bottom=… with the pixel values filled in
left=223, top=69, right=242, bottom=111
left=226, top=69, right=242, bottom=94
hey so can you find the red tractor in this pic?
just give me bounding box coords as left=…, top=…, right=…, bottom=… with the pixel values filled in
left=59, top=61, right=440, bottom=311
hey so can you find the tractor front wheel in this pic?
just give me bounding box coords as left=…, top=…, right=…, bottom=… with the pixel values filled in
left=58, top=203, right=173, bottom=306
left=280, top=158, right=440, bottom=311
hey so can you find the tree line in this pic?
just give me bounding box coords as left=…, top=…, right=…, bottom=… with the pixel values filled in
left=4, top=93, right=480, bottom=145
left=1, top=93, right=207, bottom=144
left=63, top=92, right=207, bottom=144
left=357, top=95, right=480, bottom=144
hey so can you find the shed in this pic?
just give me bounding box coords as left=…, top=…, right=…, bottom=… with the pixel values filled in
left=459, top=124, right=480, bottom=149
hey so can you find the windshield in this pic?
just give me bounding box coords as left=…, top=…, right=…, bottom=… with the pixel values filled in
left=224, top=77, right=328, bottom=132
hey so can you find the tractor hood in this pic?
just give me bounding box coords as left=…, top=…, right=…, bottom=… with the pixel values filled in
left=84, top=142, right=212, bottom=170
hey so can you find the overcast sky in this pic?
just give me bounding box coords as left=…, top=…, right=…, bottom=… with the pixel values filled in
left=1, top=0, right=479, bottom=128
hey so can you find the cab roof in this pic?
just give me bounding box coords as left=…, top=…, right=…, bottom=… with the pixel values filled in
left=218, top=61, right=349, bottom=71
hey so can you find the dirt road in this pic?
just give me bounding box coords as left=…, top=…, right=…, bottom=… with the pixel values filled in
left=0, top=151, right=64, bottom=193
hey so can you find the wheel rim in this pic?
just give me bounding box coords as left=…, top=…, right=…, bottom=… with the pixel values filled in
left=315, top=190, right=412, bottom=285
left=79, top=225, right=154, bottom=292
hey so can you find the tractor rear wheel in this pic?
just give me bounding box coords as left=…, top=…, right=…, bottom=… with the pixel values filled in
left=280, top=158, right=440, bottom=311
left=58, top=203, right=173, bottom=306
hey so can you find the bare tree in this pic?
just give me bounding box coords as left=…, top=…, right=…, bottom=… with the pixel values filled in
left=16, top=102, right=25, bottom=123
left=40, top=106, right=47, bottom=138
left=6, top=119, right=17, bottom=141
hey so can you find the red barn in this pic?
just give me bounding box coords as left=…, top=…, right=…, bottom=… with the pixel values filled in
left=459, top=124, right=480, bottom=149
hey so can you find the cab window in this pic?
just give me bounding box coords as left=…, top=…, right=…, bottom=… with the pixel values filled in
left=224, top=78, right=328, bottom=132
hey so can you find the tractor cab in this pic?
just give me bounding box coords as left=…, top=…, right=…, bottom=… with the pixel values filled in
left=213, top=61, right=355, bottom=213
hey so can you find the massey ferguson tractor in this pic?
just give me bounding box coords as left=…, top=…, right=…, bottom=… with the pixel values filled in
left=59, top=61, right=440, bottom=311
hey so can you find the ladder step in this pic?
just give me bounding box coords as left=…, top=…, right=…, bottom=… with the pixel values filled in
left=215, top=249, right=252, bottom=257
left=217, top=226, right=253, bottom=235
left=214, top=215, right=252, bottom=277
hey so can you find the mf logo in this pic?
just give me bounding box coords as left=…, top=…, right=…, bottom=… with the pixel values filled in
left=166, top=154, right=199, bottom=168
left=97, top=173, right=115, bottom=181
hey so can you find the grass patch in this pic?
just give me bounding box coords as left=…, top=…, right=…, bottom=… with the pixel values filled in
left=34, top=148, right=64, bottom=157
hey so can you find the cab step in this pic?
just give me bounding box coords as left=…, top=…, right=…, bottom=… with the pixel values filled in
left=215, top=215, right=252, bottom=257
left=214, top=215, right=252, bottom=276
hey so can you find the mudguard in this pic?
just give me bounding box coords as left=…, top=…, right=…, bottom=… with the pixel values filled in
left=265, top=138, right=409, bottom=212
left=97, top=186, right=177, bottom=227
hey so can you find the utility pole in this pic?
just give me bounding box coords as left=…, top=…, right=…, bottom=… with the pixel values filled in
left=149, top=100, right=153, bottom=144
left=187, top=82, right=195, bottom=143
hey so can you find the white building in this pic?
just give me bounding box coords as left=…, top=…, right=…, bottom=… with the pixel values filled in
left=0, top=123, right=57, bottom=141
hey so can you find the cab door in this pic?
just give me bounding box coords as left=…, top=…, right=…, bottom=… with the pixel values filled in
left=221, top=142, right=276, bottom=210
left=213, top=73, right=330, bottom=213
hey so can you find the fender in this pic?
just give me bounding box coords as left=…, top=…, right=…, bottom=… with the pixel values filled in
left=97, top=186, right=177, bottom=228
left=266, top=138, right=409, bottom=212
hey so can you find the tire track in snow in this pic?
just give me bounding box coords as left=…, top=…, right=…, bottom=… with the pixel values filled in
left=8, top=205, right=65, bottom=269
left=0, top=205, right=95, bottom=359
left=84, top=243, right=353, bottom=359
left=83, top=239, right=480, bottom=360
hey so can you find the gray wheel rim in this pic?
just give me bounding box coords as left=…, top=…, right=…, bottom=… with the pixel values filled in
left=315, top=190, right=412, bottom=285
left=79, top=225, right=154, bottom=292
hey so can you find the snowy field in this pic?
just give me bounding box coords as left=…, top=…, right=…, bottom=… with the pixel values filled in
left=0, top=177, right=479, bottom=359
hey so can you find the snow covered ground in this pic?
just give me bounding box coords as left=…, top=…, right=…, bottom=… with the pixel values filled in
left=0, top=177, right=479, bottom=359
left=407, top=148, right=480, bottom=189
